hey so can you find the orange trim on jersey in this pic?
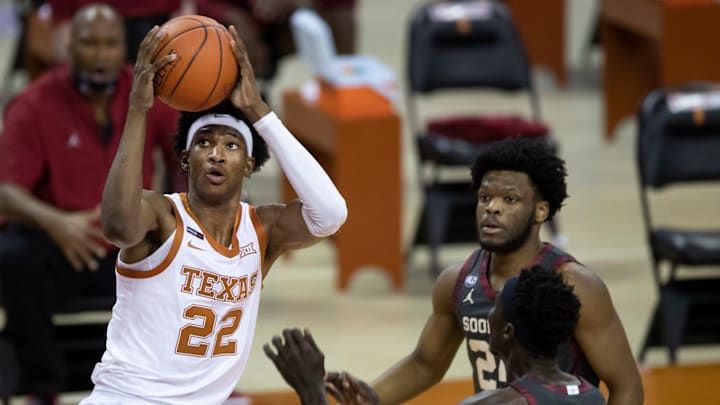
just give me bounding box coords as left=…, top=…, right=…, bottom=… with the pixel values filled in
left=116, top=196, right=184, bottom=279
left=180, top=193, right=241, bottom=258
left=249, top=205, right=267, bottom=272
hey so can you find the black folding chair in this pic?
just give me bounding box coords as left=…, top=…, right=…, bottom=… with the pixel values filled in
left=636, top=84, right=720, bottom=363
left=406, top=0, right=556, bottom=275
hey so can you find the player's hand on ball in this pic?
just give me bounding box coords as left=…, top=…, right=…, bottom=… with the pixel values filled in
left=130, top=26, right=177, bottom=111
left=228, top=25, right=271, bottom=122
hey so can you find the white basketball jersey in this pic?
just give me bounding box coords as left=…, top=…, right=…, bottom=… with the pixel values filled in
left=86, top=193, right=266, bottom=404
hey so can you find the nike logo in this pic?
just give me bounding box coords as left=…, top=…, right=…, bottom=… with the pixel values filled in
left=463, top=288, right=475, bottom=305
left=187, top=240, right=205, bottom=251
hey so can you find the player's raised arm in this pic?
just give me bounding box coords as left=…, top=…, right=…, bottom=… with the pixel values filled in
left=101, top=26, right=177, bottom=248
left=227, top=25, right=347, bottom=258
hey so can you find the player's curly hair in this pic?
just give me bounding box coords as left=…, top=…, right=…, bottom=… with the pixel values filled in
left=174, top=100, right=270, bottom=172
left=470, top=138, right=568, bottom=221
left=512, top=265, right=581, bottom=359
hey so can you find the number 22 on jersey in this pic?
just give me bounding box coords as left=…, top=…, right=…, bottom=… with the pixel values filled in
left=176, top=304, right=244, bottom=356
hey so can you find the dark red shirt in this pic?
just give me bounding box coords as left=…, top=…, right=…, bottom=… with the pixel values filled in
left=195, top=0, right=356, bottom=24
left=0, top=64, right=179, bottom=212
left=50, top=0, right=181, bottom=21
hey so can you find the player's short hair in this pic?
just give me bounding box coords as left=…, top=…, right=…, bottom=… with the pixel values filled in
left=511, top=265, right=581, bottom=358
left=470, top=138, right=568, bottom=220
left=175, top=100, right=270, bottom=172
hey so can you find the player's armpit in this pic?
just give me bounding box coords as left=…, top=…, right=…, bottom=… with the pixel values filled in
left=120, top=191, right=178, bottom=267
left=102, top=190, right=168, bottom=250
left=561, top=264, right=644, bottom=405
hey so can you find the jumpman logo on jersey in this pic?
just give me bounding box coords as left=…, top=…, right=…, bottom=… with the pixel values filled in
left=463, top=288, right=475, bottom=305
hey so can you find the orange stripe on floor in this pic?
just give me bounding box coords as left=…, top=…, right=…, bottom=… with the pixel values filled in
left=641, top=363, right=720, bottom=405
left=242, top=363, right=720, bottom=405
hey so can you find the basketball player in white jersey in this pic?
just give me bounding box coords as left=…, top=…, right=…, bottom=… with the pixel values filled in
left=80, top=24, right=347, bottom=404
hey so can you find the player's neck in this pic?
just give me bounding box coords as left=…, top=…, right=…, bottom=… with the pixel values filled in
left=488, top=237, right=543, bottom=278
left=504, top=346, right=532, bottom=381
left=186, top=191, right=241, bottom=247
left=524, top=356, right=578, bottom=385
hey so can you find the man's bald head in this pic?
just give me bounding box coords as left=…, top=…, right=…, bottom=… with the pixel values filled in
left=69, top=3, right=126, bottom=95
left=71, top=3, right=124, bottom=36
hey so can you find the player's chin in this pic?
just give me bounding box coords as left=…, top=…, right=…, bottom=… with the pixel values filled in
left=478, top=237, right=511, bottom=253
left=478, top=234, right=503, bottom=247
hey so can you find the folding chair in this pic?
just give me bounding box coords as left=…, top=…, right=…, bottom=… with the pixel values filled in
left=636, top=84, right=720, bottom=363
left=406, top=0, right=557, bottom=275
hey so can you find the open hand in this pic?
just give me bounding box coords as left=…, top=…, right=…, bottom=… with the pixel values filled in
left=264, top=328, right=326, bottom=392
left=129, top=26, right=177, bottom=111
left=228, top=25, right=271, bottom=122
left=46, top=206, right=107, bottom=272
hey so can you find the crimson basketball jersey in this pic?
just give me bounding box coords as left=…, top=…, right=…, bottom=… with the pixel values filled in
left=84, top=193, right=266, bottom=404
left=453, top=243, right=599, bottom=393
left=510, top=374, right=606, bottom=405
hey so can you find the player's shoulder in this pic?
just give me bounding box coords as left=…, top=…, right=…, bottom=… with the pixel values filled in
left=435, top=262, right=464, bottom=291
left=437, top=247, right=484, bottom=291
left=558, top=261, right=605, bottom=288
left=431, top=262, right=465, bottom=311
left=557, top=260, right=612, bottom=306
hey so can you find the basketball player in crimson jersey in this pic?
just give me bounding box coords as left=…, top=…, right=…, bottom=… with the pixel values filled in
left=80, top=24, right=347, bottom=404
left=458, top=265, right=606, bottom=405
left=280, top=266, right=606, bottom=405
left=327, top=139, right=643, bottom=405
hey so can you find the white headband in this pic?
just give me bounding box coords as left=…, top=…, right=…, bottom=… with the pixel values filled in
left=187, top=114, right=254, bottom=155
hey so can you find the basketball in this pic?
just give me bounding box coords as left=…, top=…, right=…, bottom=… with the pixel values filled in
left=152, top=15, right=238, bottom=112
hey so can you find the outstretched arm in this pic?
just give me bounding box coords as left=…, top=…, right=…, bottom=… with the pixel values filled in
left=101, top=27, right=177, bottom=248
left=227, top=25, right=347, bottom=263
left=323, top=267, right=464, bottom=405
left=562, top=263, right=644, bottom=405
left=372, top=266, right=465, bottom=404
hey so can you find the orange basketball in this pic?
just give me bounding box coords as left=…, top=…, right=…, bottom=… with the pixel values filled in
left=152, top=15, right=238, bottom=112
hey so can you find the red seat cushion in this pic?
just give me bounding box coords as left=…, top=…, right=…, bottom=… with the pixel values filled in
left=427, top=116, right=549, bottom=143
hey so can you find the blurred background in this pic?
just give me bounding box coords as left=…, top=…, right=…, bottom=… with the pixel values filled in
left=0, top=0, right=718, bottom=404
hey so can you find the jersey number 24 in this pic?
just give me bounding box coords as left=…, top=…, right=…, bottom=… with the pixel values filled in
left=470, top=339, right=507, bottom=390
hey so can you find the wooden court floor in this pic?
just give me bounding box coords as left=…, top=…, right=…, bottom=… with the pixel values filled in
left=243, top=363, right=720, bottom=405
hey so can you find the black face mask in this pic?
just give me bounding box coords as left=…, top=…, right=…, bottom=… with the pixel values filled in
left=73, top=72, right=118, bottom=96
